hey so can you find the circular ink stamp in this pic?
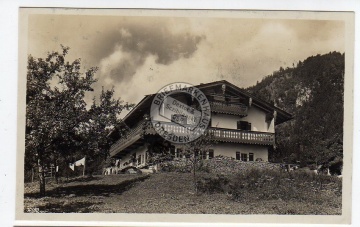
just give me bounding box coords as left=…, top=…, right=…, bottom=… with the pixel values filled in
left=150, top=82, right=211, bottom=143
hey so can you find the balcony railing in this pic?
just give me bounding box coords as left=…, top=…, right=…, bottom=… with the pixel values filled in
left=109, top=120, right=155, bottom=157
left=209, top=101, right=248, bottom=116
left=110, top=121, right=275, bottom=156
left=208, top=127, right=274, bottom=145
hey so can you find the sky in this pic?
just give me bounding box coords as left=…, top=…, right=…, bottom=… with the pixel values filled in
left=27, top=12, right=345, bottom=116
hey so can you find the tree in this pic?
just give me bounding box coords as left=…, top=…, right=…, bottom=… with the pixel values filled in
left=181, top=130, right=215, bottom=193
left=26, top=46, right=126, bottom=196
left=84, top=88, right=125, bottom=175
left=141, top=115, right=215, bottom=192
left=140, top=115, right=174, bottom=166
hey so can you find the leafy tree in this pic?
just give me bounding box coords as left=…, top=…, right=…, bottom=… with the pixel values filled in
left=140, top=116, right=215, bottom=192
left=181, top=131, right=215, bottom=192
left=85, top=88, right=124, bottom=175
left=140, top=116, right=174, bottom=166
left=26, top=46, right=126, bottom=196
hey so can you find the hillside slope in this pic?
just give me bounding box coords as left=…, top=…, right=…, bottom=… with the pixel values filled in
left=247, top=52, right=344, bottom=167
left=24, top=172, right=342, bottom=214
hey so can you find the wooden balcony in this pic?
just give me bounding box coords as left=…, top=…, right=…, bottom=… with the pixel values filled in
left=110, top=121, right=275, bottom=157
left=109, top=121, right=155, bottom=157
left=209, top=101, right=248, bottom=116
left=208, top=127, right=275, bottom=146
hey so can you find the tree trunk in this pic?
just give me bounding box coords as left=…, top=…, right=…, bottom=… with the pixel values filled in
left=38, top=157, right=46, bottom=197
left=31, top=167, right=34, bottom=183
left=38, top=163, right=46, bottom=197
left=193, top=156, right=197, bottom=193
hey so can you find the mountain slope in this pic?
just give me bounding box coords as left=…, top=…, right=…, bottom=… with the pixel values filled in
left=247, top=52, right=344, bottom=168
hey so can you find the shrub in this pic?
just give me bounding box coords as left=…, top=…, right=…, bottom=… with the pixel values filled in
left=228, top=168, right=342, bottom=203
left=159, top=159, right=211, bottom=173
left=196, top=161, right=211, bottom=173
left=196, top=174, right=230, bottom=194
left=229, top=168, right=278, bottom=201
left=159, top=160, right=192, bottom=173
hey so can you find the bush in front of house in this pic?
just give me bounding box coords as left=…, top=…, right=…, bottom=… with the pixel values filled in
left=159, top=160, right=192, bottom=173
left=229, top=168, right=289, bottom=201
left=229, top=168, right=342, bottom=203
left=196, top=174, right=230, bottom=194
left=195, top=167, right=342, bottom=207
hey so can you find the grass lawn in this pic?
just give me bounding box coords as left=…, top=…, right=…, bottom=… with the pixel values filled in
left=24, top=172, right=341, bottom=214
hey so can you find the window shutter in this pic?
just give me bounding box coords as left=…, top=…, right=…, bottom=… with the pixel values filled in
left=208, top=149, right=214, bottom=159
left=176, top=148, right=183, bottom=158
left=249, top=153, right=254, bottom=161
left=170, top=146, right=175, bottom=158
left=247, top=122, right=252, bottom=131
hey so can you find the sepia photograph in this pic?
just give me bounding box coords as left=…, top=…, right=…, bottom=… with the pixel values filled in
left=16, top=8, right=354, bottom=224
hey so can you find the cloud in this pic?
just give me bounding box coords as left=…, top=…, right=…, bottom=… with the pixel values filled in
left=27, top=14, right=345, bottom=112
left=95, top=22, right=204, bottom=86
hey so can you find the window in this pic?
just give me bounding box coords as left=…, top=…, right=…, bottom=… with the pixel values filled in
left=194, top=149, right=200, bottom=158
left=249, top=153, right=254, bottom=161
left=132, top=153, right=137, bottom=163
left=185, top=150, right=191, bottom=158
left=236, top=152, right=240, bottom=160
left=237, top=121, right=251, bottom=131
left=186, top=95, right=193, bottom=106
left=208, top=149, right=214, bottom=159
left=201, top=151, right=207, bottom=160
left=241, top=153, right=248, bottom=161
left=176, top=148, right=182, bottom=158
left=137, top=155, right=141, bottom=165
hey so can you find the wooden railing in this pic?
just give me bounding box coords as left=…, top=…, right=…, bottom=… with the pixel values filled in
left=209, top=101, right=248, bottom=116
left=110, top=121, right=275, bottom=156
left=109, top=120, right=153, bottom=156
left=208, top=127, right=274, bottom=145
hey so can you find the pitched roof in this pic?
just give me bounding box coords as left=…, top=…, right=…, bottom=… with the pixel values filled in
left=122, top=80, right=292, bottom=126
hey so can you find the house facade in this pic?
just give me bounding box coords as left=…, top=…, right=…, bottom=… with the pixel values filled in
left=108, top=80, right=292, bottom=172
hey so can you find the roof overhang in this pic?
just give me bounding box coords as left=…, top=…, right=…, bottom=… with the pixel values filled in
left=113, top=80, right=293, bottom=135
